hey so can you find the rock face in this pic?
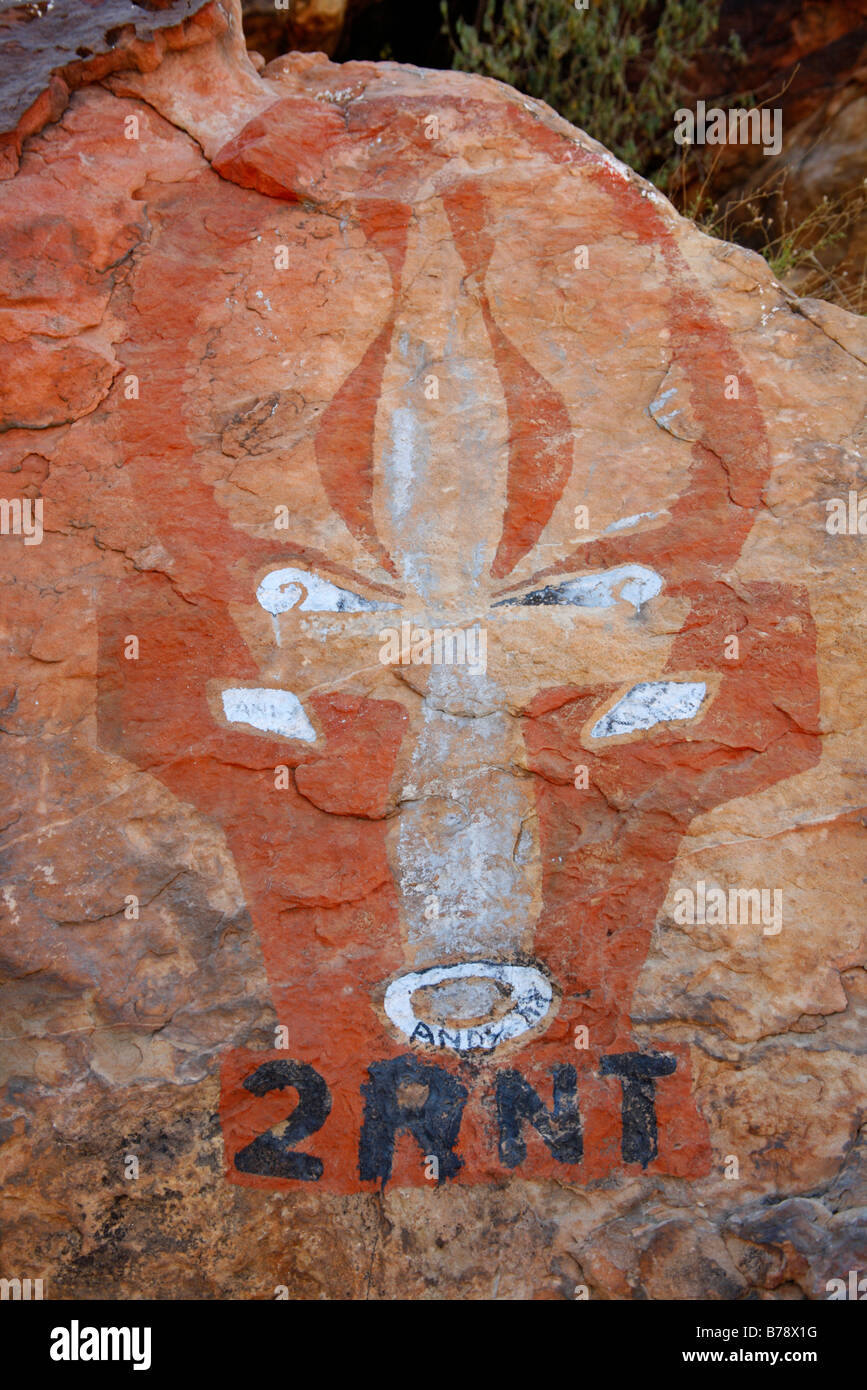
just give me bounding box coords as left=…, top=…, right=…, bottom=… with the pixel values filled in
left=241, top=0, right=351, bottom=60
left=1, top=0, right=865, bottom=1300
left=0, top=0, right=220, bottom=179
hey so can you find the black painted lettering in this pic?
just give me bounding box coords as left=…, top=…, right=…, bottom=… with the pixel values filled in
left=358, top=1054, right=468, bottom=1186
left=496, top=1065, right=583, bottom=1168
left=234, top=1060, right=331, bottom=1181
left=599, top=1051, right=677, bottom=1167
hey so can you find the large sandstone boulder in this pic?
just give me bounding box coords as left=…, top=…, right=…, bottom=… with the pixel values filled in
left=0, top=0, right=864, bottom=1299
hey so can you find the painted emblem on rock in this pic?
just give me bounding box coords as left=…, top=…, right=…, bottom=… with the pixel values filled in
left=98, top=93, right=821, bottom=1189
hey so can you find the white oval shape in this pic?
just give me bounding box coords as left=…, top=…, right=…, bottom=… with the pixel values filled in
left=256, top=567, right=397, bottom=615
left=603, top=511, right=661, bottom=534
left=384, top=961, right=553, bottom=1054
left=591, top=679, right=707, bottom=739
left=222, top=687, right=317, bottom=742
left=496, top=563, right=663, bottom=613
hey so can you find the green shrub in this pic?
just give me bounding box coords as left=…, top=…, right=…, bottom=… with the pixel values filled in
left=443, top=0, right=736, bottom=192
